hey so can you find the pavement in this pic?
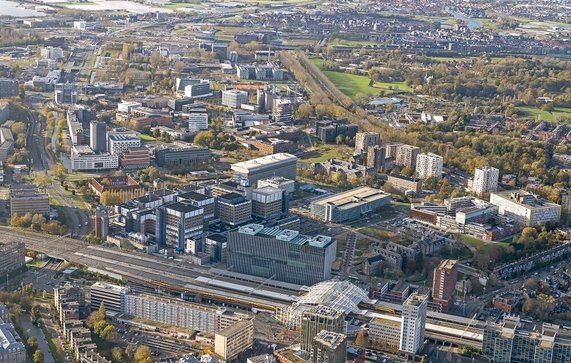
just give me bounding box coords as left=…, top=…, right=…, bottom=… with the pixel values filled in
left=20, top=314, right=56, bottom=363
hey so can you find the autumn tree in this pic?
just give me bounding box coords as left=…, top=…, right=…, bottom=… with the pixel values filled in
left=51, top=163, right=68, bottom=182
left=134, top=345, right=153, bottom=363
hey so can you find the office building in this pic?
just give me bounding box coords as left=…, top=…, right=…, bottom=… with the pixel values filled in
left=272, top=98, right=293, bottom=123
left=153, top=143, right=210, bottom=168
left=472, top=167, right=499, bottom=195
left=54, top=83, right=78, bottom=104
left=309, top=186, right=391, bottom=223
left=386, top=175, right=422, bottom=195
left=117, top=101, right=142, bottom=114
left=257, top=176, right=295, bottom=194
left=310, top=331, right=347, bottom=363
left=89, top=282, right=129, bottom=314
left=490, top=190, right=562, bottom=227
left=216, top=193, right=252, bottom=226
left=89, top=121, right=107, bottom=153
left=483, top=316, right=571, bottom=363
left=432, top=259, right=458, bottom=313
left=0, top=306, right=26, bottom=363
left=0, top=79, right=19, bottom=98
left=231, top=153, right=298, bottom=186
left=301, top=306, right=345, bottom=352
left=108, top=134, right=140, bottom=156
left=120, top=147, right=150, bottom=169
left=156, top=201, right=204, bottom=251
left=10, top=184, right=50, bottom=216
left=222, top=90, right=249, bottom=108
left=205, top=234, right=228, bottom=263
left=71, top=147, right=119, bottom=171
left=369, top=317, right=401, bottom=349
left=177, top=191, right=215, bottom=221
left=0, top=242, right=25, bottom=277
left=188, top=113, right=209, bottom=132
left=182, top=80, right=212, bottom=98
left=122, top=293, right=243, bottom=333
left=228, top=224, right=336, bottom=286
left=315, top=120, right=359, bottom=144
left=355, top=132, right=380, bottom=154
left=416, top=152, right=443, bottom=180
left=214, top=319, right=254, bottom=361
left=399, top=293, right=427, bottom=354
left=395, top=144, right=420, bottom=169
left=251, top=186, right=285, bottom=219
left=41, top=46, right=63, bottom=59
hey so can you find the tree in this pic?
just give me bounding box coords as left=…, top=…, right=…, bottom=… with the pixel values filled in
left=111, top=347, right=124, bottom=363
left=134, top=345, right=153, bottom=363
left=27, top=336, right=38, bottom=352
left=100, top=192, right=121, bottom=206
left=101, top=324, right=117, bottom=340
left=149, top=51, right=162, bottom=68
left=34, top=173, right=51, bottom=190
left=145, top=166, right=160, bottom=182
left=94, top=320, right=108, bottom=335
left=31, top=304, right=41, bottom=321
left=331, top=171, right=347, bottom=186
left=51, top=163, right=67, bottom=182
left=335, top=134, right=345, bottom=145
left=193, top=130, right=215, bottom=147
left=355, top=329, right=368, bottom=347
left=294, top=104, right=313, bottom=120
left=33, top=349, right=44, bottom=363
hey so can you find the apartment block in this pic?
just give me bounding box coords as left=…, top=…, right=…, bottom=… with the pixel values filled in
left=301, top=306, right=345, bottom=352
left=416, top=152, right=443, bottom=180
left=432, top=259, right=458, bottom=313
left=395, top=144, right=420, bottom=169
left=355, top=132, right=380, bottom=154
left=89, top=282, right=129, bottom=314
left=400, top=293, right=427, bottom=354
left=472, top=167, right=499, bottom=195
left=0, top=242, right=25, bottom=277
left=310, top=330, right=347, bottom=363
left=369, top=317, right=401, bottom=349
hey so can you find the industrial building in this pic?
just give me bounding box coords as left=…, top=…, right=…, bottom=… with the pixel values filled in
left=227, top=224, right=337, bottom=286
left=309, top=186, right=391, bottom=223
left=490, top=190, right=562, bottom=226
left=231, top=153, right=298, bottom=186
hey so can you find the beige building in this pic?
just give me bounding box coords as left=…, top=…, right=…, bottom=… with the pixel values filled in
left=311, top=330, right=347, bottom=363
left=369, top=317, right=401, bottom=349
left=9, top=184, right=50, bottom=216
left=214, top=319, right=254, bottom=361
left=490, top=190, right=562, bottom=227
left=386, top=175, right=422, bottom=195
left=395, top=144, right=420, bottom=169
left=216, top=193, right=252, bottom=226
left=0, top=242, right=25, bottom=277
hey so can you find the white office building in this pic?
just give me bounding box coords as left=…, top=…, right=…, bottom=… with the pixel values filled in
left=222, top=90, right=249, bottom=109
left=188, top=113, right=209, bottom=131
left=71, top=145, right=119, bottom=171
left=490, top=190, right=562, bottom=227
left=108, top=134, right=141, bottom=156
left=117, top=101, right=142, bottom=114
left=90, top=282, right=129, bottom=314
left=399, top=293, right=427, bottom=354
left=40, top=47, right=64, bottom=60
left=472, top=167, right=499, bottom=195
left=416, top=153, right=443, bottom=180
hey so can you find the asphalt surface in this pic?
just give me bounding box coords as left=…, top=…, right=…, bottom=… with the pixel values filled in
left=20, top=314, right=56, bottom=363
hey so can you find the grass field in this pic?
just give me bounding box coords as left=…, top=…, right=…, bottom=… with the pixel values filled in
left=453, top=234, right=510, bottom=251
left=372, top=81, right=412, bottom=93
left=322, top=70, right=376, bottom=99
left=141, top=134, right=156, bottom=142
left=301, top=143, right=353, bottom=163
left=329, top=38, right=382, bottom=47
left=516, top=106, right=571, bottom=122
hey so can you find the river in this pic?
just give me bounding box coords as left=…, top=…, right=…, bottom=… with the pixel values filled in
left=0, top=0, right=46, bottom=17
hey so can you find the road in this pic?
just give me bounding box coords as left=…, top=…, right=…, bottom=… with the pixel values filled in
left=26, top=107, right=92, bottom=237
left=20, top=314, right=56, bottom=363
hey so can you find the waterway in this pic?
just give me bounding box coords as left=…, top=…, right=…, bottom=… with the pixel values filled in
left=0, top=0, right=46, bottom=17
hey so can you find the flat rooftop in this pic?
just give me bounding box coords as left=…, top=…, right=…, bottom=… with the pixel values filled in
left=231, top=153, right=298, bottom=173
left=311, top=186, right=390, bottom=210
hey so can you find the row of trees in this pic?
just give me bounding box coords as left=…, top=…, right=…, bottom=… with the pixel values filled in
left=10, top=213, right=68, bottom=235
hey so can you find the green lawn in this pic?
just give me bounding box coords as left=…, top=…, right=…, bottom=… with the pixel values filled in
left=140, top=134, right=156, bottom=141
left=453, top=234, right=510, bottom=251
left=301, top=143, right=353, bottom=163
left=329, top=38, right=382, bottom=47
left=516, top=106, right=571, bottom=122
left=372, top=81, right=412, bottom=93
left=322, top=70, right=376, bottom=99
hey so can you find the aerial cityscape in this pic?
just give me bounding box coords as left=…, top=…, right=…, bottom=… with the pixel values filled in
left=0, top=0, right=570, bottom=362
